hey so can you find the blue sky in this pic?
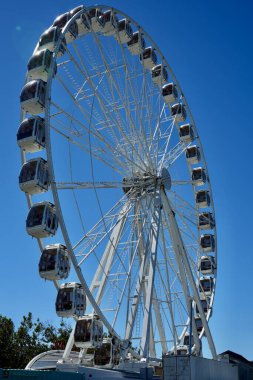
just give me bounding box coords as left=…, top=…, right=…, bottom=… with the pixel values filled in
left=1, top=0, right=253, bottom=360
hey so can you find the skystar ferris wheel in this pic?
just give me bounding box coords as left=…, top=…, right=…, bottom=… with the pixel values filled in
left=18, top=4, right=217, bottom=368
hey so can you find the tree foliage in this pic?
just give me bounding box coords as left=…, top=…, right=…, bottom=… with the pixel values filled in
left=0, top=313, right=72, bottom=369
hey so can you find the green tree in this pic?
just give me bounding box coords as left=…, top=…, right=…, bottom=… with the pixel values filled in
left=0, top=313, right=72, bottom=369
left=0, top=315, right=15, bottom=368
left=13, top=312, right=48, bottom=369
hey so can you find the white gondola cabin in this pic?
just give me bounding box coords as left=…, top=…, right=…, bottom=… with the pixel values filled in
left=53, top=12, right=78, bottom=43
left=17, top=117, right=45, bottom=152
left=200, top=255, right=216, bottom=275
left=179, top=124, right=194, bottom=142
left=26, top=201, right=58, bottom=238
left=19, top=158, right=49, bottom=194
left=192, top=167, right=206, bottom=186
left=74, top=315, right=103, bottom=348
left=194, top=317, right=203, bottom=333
left=39, top=243, right=70, bottom=280
left=56, top=282, right=86, bottom=317
left=20, top=80, right=46, bottom=115
left=162, top=83, right=178, bottom=105
left=70, top=6, right=90, bottom=36
left=200, top=234, right=215, bottom=253
left=183, top=332, right=192, bottom=346
left=100, top=10, right=118, bottom=36
left=183, top=334, right=202, bottom=355
left=198, top=212, right=215, bottom=230
left=199, top=277, right=214, bottom=296
left=140, top=47, right=157, bottom=69
left=186, top=145, right=201, bottom=164
left=115, top=19, right=133, bottom=44
left=94, top=338, right=120, bottom=368
left=27, top=49, right=57, bottom=82
left=38, top=27, right=66, bottom=56
left=196, top=298, right=211, bottom=316
left=175, top=345, right=188, bottom=355
left=87, top=8, right=105, bottom=33
left=171, top=103, right=187, bottom=122
left=151, top=64, right=168, bottom=86
left=127, top=31, right=145, bottom=55
left=196, top=190, right=210, bottom=208
left=80, top=347, right=95, bottom=366
left=70, top=5, right=86, bottom=15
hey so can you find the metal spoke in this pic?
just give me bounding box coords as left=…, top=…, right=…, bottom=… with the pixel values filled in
left=55, top=180, right=124, bottom=190
left=172, top=180, right=194, bottom=186
left=66, top=40, right=150, bottom=174
left=54, top=72, right=147, bottom=175
left=115, top=31, right=154, bottom=171
left=81, top=31, right=152, bottom=173
left=159, top=220, right=179, bottom=348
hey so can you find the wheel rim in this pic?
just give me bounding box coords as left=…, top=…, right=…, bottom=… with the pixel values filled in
left=20, top=5, right=217, bottom=360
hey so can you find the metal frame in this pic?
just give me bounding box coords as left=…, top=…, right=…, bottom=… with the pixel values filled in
left=19, top=4, right=217, bottom=364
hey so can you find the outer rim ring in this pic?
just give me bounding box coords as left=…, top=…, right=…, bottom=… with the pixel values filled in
left=20, top=4, right=217, bottom=357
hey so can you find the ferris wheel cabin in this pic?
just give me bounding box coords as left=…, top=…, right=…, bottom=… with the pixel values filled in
left=69, top=6, right=90, bottom=36
left=174, top=345, right=189, bottom=356
left=19, top=158, right=49, bottom=194
left=198, top=212, right=215, bottom=230
left=74, top=315, right=103, bottom=348
left=200, top=234, right=215, bottom=253
left=127, top=31, right=145, bottom=55
left=39, top=244, right=70, bottom=280
left=26, top=201, right=58, bottom=238
left=53, top=12, right=78, bottom=43
left=94, top=337, right=120, bottom=368
left=199, top=277, right=214, bottom=296
left=86, top=8, right=105, bottom=33
left=162, top=83, right=178, bottom=105
left=192, top=167, right=206, bottom=186
left=171, top=103, right=187, bottom=122
left=151, top=64, right=168, bottom=86
left=20, top=80, right=47, bottom=115
left=179, top=123, right=194, bottom=142
left=140, top=47, right=157, bottom=69
left=186, top=145, right=201, bottom=164
left=196, top=190, right=210, bottom=208
left=38, top=27, right=66, bottom=57
left=100, top=10, right=118, bottom=36
left=196, top=298, right=211, bottom=316
left=115, top=19, right=133, bottom=44
left=200, top=255, right=216, bottom=275
left=17, top=117, right=45, bottom=152
left=27, top=49, right=57, bottom=82
left=181, top=333, right=203, bottom=355
left=56, top=282, right=86, bottom=317
left=194, top=317, right=203, bottom=333
left=183, top=332, right=193, bottom=347
left=70, top=5, right=86, bottom=15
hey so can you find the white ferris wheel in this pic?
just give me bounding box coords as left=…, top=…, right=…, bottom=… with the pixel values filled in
left=18, top=4, right=217, bottom=368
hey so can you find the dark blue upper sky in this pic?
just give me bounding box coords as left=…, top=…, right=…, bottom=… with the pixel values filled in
left=1, top=0, right=252, bottom=359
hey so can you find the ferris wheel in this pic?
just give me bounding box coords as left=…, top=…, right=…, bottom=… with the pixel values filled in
left=18, top=4, right=217, bottom=367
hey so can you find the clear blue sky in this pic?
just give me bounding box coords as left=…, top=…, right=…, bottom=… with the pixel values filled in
left=1, top=0, right=252, bottom=360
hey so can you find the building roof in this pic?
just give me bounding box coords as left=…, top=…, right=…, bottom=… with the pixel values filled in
left=219, top=350, right=253, bottom=367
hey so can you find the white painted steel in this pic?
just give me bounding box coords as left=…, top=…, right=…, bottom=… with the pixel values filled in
left=161, top=191, right=217, bottom=359
left=19, top=3, right=217, bottom=364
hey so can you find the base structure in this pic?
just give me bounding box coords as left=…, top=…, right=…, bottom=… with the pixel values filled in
left=163, top=354, right=239, bottom=380
left=22, top=350, right=253, bottom=380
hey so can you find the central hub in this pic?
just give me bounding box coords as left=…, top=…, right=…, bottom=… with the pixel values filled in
left=122, top=168, right=171, bottom=197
